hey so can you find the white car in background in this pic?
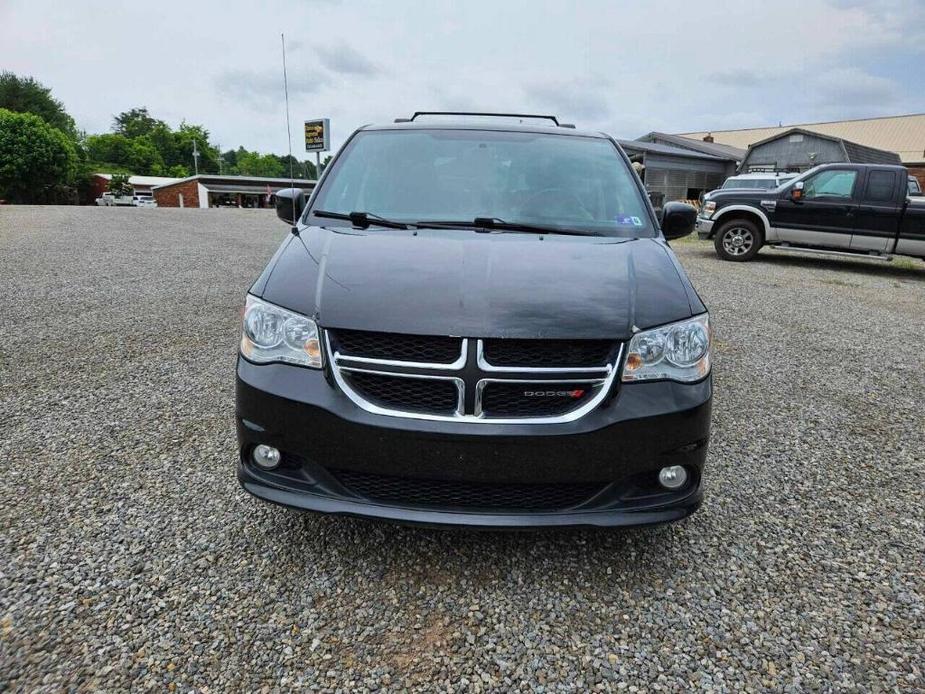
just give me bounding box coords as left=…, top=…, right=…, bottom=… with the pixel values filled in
left=95, top=192, right=157, bottom=207
left=718, top=172, right=798, bottom=191
left=95, top=192, right=135, bottom=206
left=133, top=194, right=157, bottom=207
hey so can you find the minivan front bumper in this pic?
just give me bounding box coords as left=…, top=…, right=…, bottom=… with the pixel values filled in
left=235, top=357, right=711, bottom=528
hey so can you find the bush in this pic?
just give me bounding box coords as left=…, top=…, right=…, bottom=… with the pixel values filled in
left=0, top=108, right=78, bottom=203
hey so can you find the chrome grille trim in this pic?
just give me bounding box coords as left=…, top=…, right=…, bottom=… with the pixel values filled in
left=334, top=338, right=467, bottom=371
left=325, top=331, right=623, bottom=424
left=337, top=366, right=465, bottom=419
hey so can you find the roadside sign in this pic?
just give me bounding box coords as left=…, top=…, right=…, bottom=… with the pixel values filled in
left=304, top=119, right=330, bottom=152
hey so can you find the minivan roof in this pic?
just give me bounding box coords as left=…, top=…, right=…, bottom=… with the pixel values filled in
left=360, top=120, right=609, bottom=140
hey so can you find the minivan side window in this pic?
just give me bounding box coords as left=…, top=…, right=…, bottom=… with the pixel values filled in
left=803, top=170, right=858, bottom=200
left=864, top=171, right=896, bottom=202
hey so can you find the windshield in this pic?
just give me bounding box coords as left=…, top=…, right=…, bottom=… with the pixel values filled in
left=308, top=129, right=655, bottom=237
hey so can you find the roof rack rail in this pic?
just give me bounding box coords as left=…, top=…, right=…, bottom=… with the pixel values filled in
left=394, top=111, right=574, bottom=127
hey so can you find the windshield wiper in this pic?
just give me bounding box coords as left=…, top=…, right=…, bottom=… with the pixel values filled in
left=417, top=217, right=600, bottom=236
left=313, top=210, right=410, bottom=229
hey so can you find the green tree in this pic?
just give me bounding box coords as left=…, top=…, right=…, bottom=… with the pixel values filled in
left=173, top=123, right=219, bottom=174
left=127, top=136, right=164, bottom=174
left=166, top=164, right=190, bottom=178
left=112, top=107, right=165, bottom=139
left=84, top=133, right=134, bottom=169
left=221, top=148, right=240, bottom=174
left=0, top=108, right=78, bottom=203
left=108, top=173, right=131, bottom=196
left=0, top=72, right=76, bottom=138
left=236, top=150, right=285, bottom=177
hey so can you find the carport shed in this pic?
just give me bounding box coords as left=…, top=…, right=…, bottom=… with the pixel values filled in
left=739, top=128, right=902, bottom=172
left=617, top=139, right=738, bottom=203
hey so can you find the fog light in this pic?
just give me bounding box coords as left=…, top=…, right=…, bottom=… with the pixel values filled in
left=252, top=444, right=281, bottom=470
left=658, top=465, right=688, bottom=490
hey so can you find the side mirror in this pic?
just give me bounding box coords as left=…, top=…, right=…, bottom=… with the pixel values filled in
left=790, top=181, right=804, bottom=202
left=661, top=201, right=697, bottom=240
left=275, top=188, right=306, bottom=225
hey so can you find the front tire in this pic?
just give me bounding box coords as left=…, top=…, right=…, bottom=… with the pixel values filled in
left=714, top=219, right=762, bottom=262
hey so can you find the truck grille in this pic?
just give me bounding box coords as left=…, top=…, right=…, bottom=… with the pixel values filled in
left=332, top=469, right=606, bottom=511
left=326, top=330, right=622, bottom=424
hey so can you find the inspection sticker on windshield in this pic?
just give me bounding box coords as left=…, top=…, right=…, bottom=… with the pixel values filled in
left=616, top=215, right=643, bottom=227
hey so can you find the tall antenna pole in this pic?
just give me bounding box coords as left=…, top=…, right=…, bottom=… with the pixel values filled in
left=281, top=33, right=297, bottom=228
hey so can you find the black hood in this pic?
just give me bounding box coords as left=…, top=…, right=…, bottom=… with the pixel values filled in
left=259, top=226, right=701, bottom=340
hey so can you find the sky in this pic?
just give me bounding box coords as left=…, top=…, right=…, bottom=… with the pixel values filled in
left=1, top=0, right=922, bottom=156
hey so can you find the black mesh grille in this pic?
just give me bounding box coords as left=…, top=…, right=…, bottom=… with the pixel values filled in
left=480, top=381, right=599, bottom=418
left=332, top=329, right=461, bottom=363
left=482, top=339, right=614, bottom=368
left=344, top=371, right=458, bottom=414
left=333, top=469, right=605, bottom=511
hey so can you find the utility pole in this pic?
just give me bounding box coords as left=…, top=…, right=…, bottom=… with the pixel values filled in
left=217, top=143, right=223, bottom=174
left=192, top=139, right=200, bottom=175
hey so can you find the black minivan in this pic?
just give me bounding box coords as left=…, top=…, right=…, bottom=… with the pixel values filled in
left=236, top=112, right=712, bottom=528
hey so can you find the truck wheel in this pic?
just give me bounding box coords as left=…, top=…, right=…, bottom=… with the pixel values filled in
left=714, top=219, right=762, bottom=261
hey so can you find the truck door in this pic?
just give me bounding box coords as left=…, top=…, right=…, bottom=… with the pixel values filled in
left=773, top=168, right=859, bottom=249
left=850, top=169, right=901, bottom=252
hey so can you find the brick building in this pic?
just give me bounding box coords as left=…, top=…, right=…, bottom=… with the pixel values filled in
left=152, top=175, right=316, bottom=209
left=88, top=174, right=182, bottom=203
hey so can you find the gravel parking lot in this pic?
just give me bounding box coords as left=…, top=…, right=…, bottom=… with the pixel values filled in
left=1, top=206, right=923, bottom=691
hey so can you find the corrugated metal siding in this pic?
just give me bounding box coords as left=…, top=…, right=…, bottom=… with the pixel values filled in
left=841, top=141, right=902, bottom=165
left=742, top=134, right=846, bottom=171
left=678, top=113, right=925, bottom=164
left=643, top=166, right=726, bottom=201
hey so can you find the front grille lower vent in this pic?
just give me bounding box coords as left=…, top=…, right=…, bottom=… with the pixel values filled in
left=343, top=371, right=459, bottom=415
left=479, top=381, right=599, bottom=418
left=333, top=468, right=606, bottom=511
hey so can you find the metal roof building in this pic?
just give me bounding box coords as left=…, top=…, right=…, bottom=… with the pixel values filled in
left=152, top=175, right=316, bottom=209
left=616, top=139, right=739, bottom=203
left=635, top=131, right=746, bottom=163
left=88, top=173, right=184, bottom=203
left=738, top=128, right=902, bottom=172
left=677, top=113, right=925, bottom=165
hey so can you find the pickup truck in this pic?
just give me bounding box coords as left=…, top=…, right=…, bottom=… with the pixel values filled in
left=95, top=192, right=135, bottom=207
left=697, top=163, right=925, bottom=262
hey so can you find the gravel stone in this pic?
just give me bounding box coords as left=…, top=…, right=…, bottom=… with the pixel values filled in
left=0, top=206, right=923, bottom=691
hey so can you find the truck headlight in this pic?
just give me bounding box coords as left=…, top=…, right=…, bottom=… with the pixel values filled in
left=240, top=295, right=323, bottom=368
left=701, top=201, right=716, bottom=218
left=622, top=314, right=710, bottom=383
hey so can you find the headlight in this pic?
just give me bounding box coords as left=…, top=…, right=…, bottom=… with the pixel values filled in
left=622, top=314, right=710, bottom=383
left=240, top=295, right=323, bottom=368
left=701, top=201, right=716, bottom=218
